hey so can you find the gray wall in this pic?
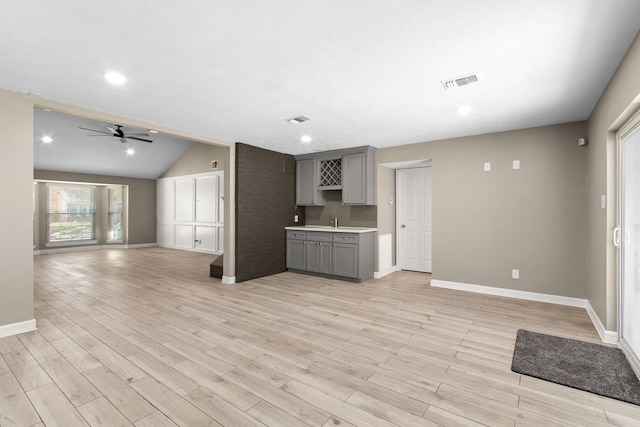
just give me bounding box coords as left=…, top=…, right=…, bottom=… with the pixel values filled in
left=377, top=121, right=588, bottom=298
left=305, top=191, right=376, bottom=228
left=33, top=170, right=157, bottom=247
left=587, top=31, right=640, bottom=331
left=0, top=90, right=34, bottom=328
left=162, top=142, right=229, bottom=177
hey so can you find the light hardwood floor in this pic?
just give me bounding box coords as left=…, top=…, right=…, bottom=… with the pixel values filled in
left=2, top=247, right=639, bottom=426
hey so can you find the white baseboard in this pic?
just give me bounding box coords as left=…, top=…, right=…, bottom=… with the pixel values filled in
left=125, top=243, right=159, bottom=249
left=35, top=243, right=158, bottom=255
left=0, top=319, right=36, bottom=339
left=374, top=265, right=400, bottom=279
left=431, top=280, right=620, bottom=344
left=585, top=301, right=618, bottom=344
left=222, top=276, right=236, bottom=285
left=430, top=279, right=588, bottom=308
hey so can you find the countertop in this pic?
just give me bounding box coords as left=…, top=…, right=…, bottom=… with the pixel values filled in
left=285, top=225, right=377, bottom=234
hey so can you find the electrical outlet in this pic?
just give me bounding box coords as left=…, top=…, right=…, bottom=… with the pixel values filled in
left=513, top=160, right=520, bottom=170
left=294, top=215, right=299, bottom=222
left=512, top=269, right=520, bottom=279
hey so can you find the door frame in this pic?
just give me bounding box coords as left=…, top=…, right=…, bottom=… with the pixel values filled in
left=616, top=107, right=640, bottom=379
left=396, top=164, right=432, bottom=272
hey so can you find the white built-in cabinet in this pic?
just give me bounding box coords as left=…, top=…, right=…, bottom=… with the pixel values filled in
left=157, top=172, right=224, bottom=254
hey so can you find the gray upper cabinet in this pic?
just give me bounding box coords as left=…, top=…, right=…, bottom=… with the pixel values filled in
left=295, top=145, right=376, bottom=206
left=296, top=159, right=325, bottom=206
left=342, top=147, right=376, bottom=205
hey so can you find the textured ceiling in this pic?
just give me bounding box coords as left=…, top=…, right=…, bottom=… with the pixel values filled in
left=3, top=0, right=640, bottom=160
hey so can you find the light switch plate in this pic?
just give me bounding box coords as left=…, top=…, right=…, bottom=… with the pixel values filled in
left=601, top=195, right=606, bottom=210
left=512, top=269, right=520, bottom=279
left=513, top=160, right=520, bottom=170
left=484, top=162, right=491, bottom=172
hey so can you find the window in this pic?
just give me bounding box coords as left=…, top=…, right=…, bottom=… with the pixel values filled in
left=108, top=186, right=124, bottom=241
left=47, top=184, right=96, bottom=242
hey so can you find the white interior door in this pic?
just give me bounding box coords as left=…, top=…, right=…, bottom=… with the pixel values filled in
left=619, top=116, right=640, bottom=376
left=397, top=167, right=432, bottom=272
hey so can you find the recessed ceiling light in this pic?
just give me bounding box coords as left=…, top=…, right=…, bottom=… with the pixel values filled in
left=456, top=105, right=473, bottom=115
left=126, top=148, right=135, bottom=155
left=41, top=136, right=52, bottom=143
left=103, top=71, right=127, bottom=85
left=301, top=135, right=312, bottom=143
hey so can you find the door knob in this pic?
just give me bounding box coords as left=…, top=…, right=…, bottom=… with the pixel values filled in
left=400, top=224, right=406, bottom=228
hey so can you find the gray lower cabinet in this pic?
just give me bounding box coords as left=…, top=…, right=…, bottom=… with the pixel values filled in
left=306, top=232, right=333, bottom=274
left=286, top=231, right=307, bottom=270
left=332, top=242, right=358, bottom=278
left=286, top=230, right=374, bottom=282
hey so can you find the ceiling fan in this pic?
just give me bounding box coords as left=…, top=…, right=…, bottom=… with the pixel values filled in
left=79, top=124, right=153, bottom=143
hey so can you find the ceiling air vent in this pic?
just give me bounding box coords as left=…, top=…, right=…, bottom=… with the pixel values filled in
left=286, top=115, right=311, bottom=124
left=441, top=73, right=480, bottom=90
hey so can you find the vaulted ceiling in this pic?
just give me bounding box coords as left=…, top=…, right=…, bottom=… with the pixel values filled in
left=3, top=0, right=640, bottom=167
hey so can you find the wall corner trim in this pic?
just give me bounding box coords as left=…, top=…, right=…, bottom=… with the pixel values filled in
left=586, top=301, right=618, bottom=344
left=222, top=276, right=236, bottom=285
left=374, top=265, right=400, bottom=279
left=0, top=319, right=36, bottom=339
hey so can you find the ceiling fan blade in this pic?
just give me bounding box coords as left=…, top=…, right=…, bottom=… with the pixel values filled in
left=118, top=137, right=128, bottom=143
left=106, top=126, right=118, bottom=134
left=86, top=134, right=112, bottom=137
left=124, top=132, right=150, bottom=136
left=127, top=136, right=153, bottom=143
left=79, top=127, right=111, bottom=134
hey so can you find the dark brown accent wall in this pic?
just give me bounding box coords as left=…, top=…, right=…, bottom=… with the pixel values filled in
left=235, top=143, right=303, bottom=282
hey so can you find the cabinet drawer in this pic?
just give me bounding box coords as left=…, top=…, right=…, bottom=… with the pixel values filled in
left=287, top=231, right=307, bottom=240
left=333, top=233, right=359, bottom=244
left=306, top=232, right=333, bottom=242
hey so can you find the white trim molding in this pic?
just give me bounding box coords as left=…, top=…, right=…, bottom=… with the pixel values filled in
left=222, top=276, right=236, bottom=285
left=586, top=301, right=618, bottom=344
left=431, top=280, right=588, bottom=307
left=34, top=243, right=158, bottom=255
left=0, top=319, right=36, bottom=339
left=431, top=280, right=619, bottom=344
left=374, top=265, right=400, bottom=279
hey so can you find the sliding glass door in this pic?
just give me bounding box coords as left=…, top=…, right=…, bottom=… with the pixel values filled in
left=619, top=113, right=640, bottom=376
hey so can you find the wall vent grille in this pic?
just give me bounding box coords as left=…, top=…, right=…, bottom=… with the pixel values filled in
left=286, top=115, right=311, bottom=124
left=441, top=73, right=480, bottom=89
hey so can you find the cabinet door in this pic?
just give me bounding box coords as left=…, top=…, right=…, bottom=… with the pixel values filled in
left=157, top=224, right=174, bottom=246
left=287, top=239, right=306, bottom=270
left=157, top=180, right=175, bottom=221
left=342, top=152, right=366, bottom=204
left=195, top=175, right=217, bottom=223
left=195, top=226, right=216, bottom=251
left=296, top=159, right=325, bottom=206
left=333, top=243, right=358, bottom=278
left=318, top=242, right=333, bottom=274
left=175, top=225, right=194, bottom=249
left=175, top=178, right=195, bottom=221
left=306, top=241, right=333, bottom=274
